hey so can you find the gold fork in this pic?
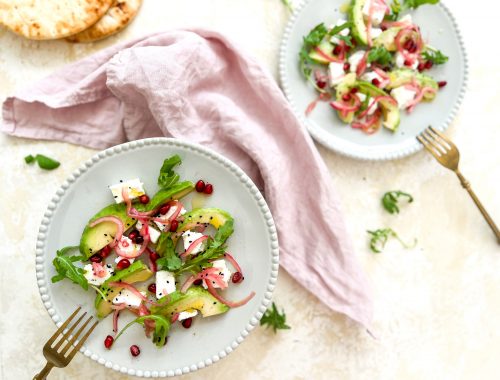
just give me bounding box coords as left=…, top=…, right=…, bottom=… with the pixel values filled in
left=34, top=307, right=98, bottom=379
left=417, top=126, right=500, bottom=244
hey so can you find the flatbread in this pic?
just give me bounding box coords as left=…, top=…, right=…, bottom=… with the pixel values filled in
left=66, top=0, right=142, bottom=43
left=0, top=0, right=114, bottom=40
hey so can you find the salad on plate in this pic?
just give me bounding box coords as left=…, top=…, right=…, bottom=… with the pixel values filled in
left=51, top=155, right=254, bottom=353
left=300, top=0, right=448, bottom=134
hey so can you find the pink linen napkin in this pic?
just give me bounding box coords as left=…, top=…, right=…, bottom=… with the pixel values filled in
left=1, top=29, right=372, bottom=328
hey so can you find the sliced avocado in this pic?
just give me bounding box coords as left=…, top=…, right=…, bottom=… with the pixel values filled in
left=150, top=287, right=229, bottom=318
left=79, top=181, right=194, bottom=258
left=334, top=73, right=358, bottom=123
left=308, top=39, right=336, bottom=65
left=95, top=260, right=152, bottom=318
left=373, top=27, right=401, bottom=51
left=178, top=208, right=233, bottom=232
left=387, top=69, right=439, bottom=101
left=357, top=81, right=401, bottom=131
left=350, top=0, right=368, bottom=45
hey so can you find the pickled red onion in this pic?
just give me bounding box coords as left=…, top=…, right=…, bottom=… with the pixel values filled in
left=179, top=235, right=209, bottom=259
left=108, top=281, right=161, bottom=306
left=205, top=280, right=256, bottom=308
left=89, top=216, right=124, bottom=246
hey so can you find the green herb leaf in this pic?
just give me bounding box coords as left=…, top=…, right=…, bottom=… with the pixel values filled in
left=328, top=21, right=352, bottom=37
left=35, top=154, right=60, bottom=170
left=422, top=48, right=449, bottom=65
left=115, top=314, right=171, bottom=347
left=299, top=23, right=329, bottom=81
left=367, top=46, right=393, bottom=66
left=260, top=302, right=291, bottom=333
left=24, top=154, right=35, bottom=164
left=51, top=246, right=88, bottom=290
left=336, top=35, right=354, bottom=47
left=158, top=155, right=182, bottom=189
left=156, top=232, right=182, bottom=272
left=367, top=228, right=416, bottom=253
left=382, top=191, right=414, bottom=214
left=404, top=0, right=439, bottom=9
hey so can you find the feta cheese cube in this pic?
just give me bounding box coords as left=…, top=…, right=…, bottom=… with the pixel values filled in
left=153, top=205, right=187, bottom=231
left=83, top=263, right=114, bottom=286
left=116, top=236, right=141, bottom=256
left=329, top=18, right=350, bottom=44
left=391, top=86, right=417, bottom=109
left=109, top=178, right=145, bottom=204
left=136, top=220, right=161, bottom=244
left=202, top=259, right=231, bottom=289
left=361, top=71, right=387, bottom=88
left=348, top=51, right=368, bottom=74
left=395, top=52, right=418, bottom=70
left=178, top=309, right=198, bottom=321
left=112, top=289, right=146, bottom=308
left=181, top=230, right=206, bottom=255
left=328, top=62, right=345, bottom=87
left=371, top=27, right=383, bottom=39
left=356, top=93, right=367, bottom=102
left=362, top=0, right=386, bottom=26
left=156, top=270, right=176, bottom=299
left=399, top=14, right=413, bottom=25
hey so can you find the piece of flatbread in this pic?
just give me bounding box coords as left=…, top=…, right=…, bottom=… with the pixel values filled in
left=0, top=0, right=114, bottom=40
left=66, top=0, right=142, bottom=43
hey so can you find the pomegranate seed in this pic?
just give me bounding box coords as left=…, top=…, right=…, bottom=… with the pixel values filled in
left=169, top=220, right=179, bottom=232
left=128, top=230, right=139, bottom=241
left=193, top=279, right=203, bottom=286
left=408, top=42, right=417, bottom=54
left=425, top=61, right=433, bottom=69
left=134, top=235, right=144, bottom=244
left=343, top=62, right=350, bottom=72
left=342, top=94, right=351, bottom=102
left=350, top=87, right=358, bottom=94
left=181, top=318, right=193, bottom=328
left=371, top=78, right=381, bottom=86
left=316, top=80, right=327, bottom=89
left=104, top=335, right=114, bottom=349
left=381, top=25, right=387, bottom=31
left=89, top=253, right=102, bottom=263
left=404, top=59, right=412, bottom=67
left=195, top=180, right=206, bottom=193
left=159, top=204, right=171, bottom=215
left=117, top=258, right=131, bottom=270
left=130, top=345, right=140, bottom=357
left=438, top=81, right=447, bottom=88
left=100, top=245, right=112, bottom=258
left=149, top=251, right=160, bottom=262
left=403, top=39, right=412, bottom=50
left=139, top=194, right=149, bottom=204
left=148, top=283, right=156, bottom=293
left=203, top=184, right=214, bottom=195
left=417, top=63, right=425, bottom=72
left=333, top=45, right=342, bottom=55
left=232, top=271, right=243, bottom=284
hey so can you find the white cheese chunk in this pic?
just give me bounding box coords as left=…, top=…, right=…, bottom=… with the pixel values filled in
left=116, top=236, right=141, bottom=256
left=156, top=270, right=176, bottom=299
left=114, top=256, right=135, bottom=264
left=328, top=62, right=346, bottom=87
left=362, top=0, right=386, bottom=26
left=356, top=93, right=367, bottom=102
left=109, top=178, right=145, bottom=204
left=202, top=259, right=231, bottom=289
left=136, top=220, right=161, bottom=244
left=371, top=27, right=383, bottom=39
left=391, top=86, right=417, bottom=109
left=348, top=51, right=367, bottom=74
left=361, top=71, right=387, bottom=88
left=112, top=289, right=146, bottom=308
left=399, top=14, right=413, bottom=25
left=83, top=263, right=114, bottom=286
left=178, top=310, right=198, bottom=321
left=395, top=52, right=418, bottom=70
left=181, top=230, right=206, bottom=255
left=153, top=205, right=187, bottom=231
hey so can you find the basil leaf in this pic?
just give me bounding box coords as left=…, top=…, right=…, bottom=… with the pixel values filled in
left=158, top=155, right=182, bottom=189
left=51, top=246, right=88, bottom=290
left=35, top=154, right=60, bottom=170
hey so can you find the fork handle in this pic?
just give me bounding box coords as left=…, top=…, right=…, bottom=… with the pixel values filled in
left=33, top=362, right=54, bottom=380
left=456, top=170, right=500, bottom=244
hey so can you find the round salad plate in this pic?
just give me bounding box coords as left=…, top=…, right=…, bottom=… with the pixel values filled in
left=35, top=138, right=279, bottom=377
left=279, top=0, right=468, bottom=160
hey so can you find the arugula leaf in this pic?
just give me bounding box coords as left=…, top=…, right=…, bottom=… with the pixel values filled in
left=337, top=35, right=353, bottom=48
left=388, top=0, right=439, bottom=20
left=382, top=191, right=414, bottom=214
left=115, top=314, right=171, bottom=347
left=422, top=48, right=449, bottom=65
left=328, top=21, right=352, bottom=37
left=156, top=232, right=182, bottom=271
left=24, top=154, right=35, bottom=164
left=260, top=302, right=291, bottom=333
left=404, top=0, right=439, bottom=9
left=299, top=23, right=329, bottom=81
left=157, top=155, right=182, bottom=189
left=367, top=228, right=416, bottom=253
left=51, top=246, right=88, bottom=290
left=367, top=46, right=393, bottom=66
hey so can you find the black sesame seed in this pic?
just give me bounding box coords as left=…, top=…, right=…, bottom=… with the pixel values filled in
left=114, top=195, right=118, bottom=198
left=210, top=217, right=213, bottom=220
left=104, top=233, right=108, bottom=237
left=213, top=302, right=216, bottom=305
left=120, top=180, right=123, bottom=183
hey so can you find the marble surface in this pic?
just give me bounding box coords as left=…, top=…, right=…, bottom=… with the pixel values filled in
left=1, top=1, right=500, bottom=379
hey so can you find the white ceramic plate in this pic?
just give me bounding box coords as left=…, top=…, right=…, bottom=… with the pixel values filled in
left=35, top=138, right=279, bottom=377
left=280, top=0, right=468, bottom=160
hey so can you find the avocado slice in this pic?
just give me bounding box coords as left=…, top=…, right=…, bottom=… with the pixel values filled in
left=178, top=208, right=233, bottom=232
left=308, top=39, right=336, bottom=65
left=95, top=260, right=152, bottom=318
left=387, top=69, right=439, bottom=101
left=373, top=27, right=401, bottom=51
left=79, top=181, right=194, bottom=258
left=350, top=0, right=369, bottom=45
left=334, top=73, right=358, bottom=123
left=357, top=81, right=401, bottom=131
left=150, top=287, right=229, bottom=318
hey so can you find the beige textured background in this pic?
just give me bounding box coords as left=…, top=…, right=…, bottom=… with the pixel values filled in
left=1, top=0, right=499, bottom=379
